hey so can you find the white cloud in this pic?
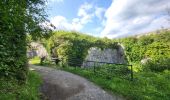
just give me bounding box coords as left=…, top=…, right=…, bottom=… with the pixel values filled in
left=78, top=2, right=94, bottom=24
left=78, top=2, right=93, bottom=17
left=77, top=3, right=106, bottom=24
left=101, top=0, right=170, bottom=38
left=71, top=18, right=83, bottom=30
left=50, top=3, right=95, bottom=31
left=95, top=7, right=106, bottom=20
left=51, top=16, right=66, bottom=26
left=40, top=21, right=55, bottom=30
left=94, top=27, right=103, bottom=33
left=50, top=16, right=83, bottom=31
left=50, top=2, right=107, bottom=33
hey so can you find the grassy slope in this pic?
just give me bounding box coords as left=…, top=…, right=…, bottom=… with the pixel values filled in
left=0, top=71, right=42, bottom=100
left=62, top=67, right=170, bottom=100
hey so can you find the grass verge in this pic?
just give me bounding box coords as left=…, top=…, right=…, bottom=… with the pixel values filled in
left=0, top=71, right=42, bottom=100
left=29, top=57, right=54, bottom=67
left=29, top=57, right=41, bottom=65
left=61, top=66, right=170, bottom=100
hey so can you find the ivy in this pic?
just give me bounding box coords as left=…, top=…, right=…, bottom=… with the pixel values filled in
left=45, top=31, right=118, bottom=66
left=0, top=0, right=51, bottom=81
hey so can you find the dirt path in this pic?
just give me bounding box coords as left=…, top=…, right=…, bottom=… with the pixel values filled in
left=30, top=65, right=125, bottom=100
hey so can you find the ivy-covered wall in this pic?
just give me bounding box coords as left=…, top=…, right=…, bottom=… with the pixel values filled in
left=45, top=30, right=170, bottom=71
left=46, top=31, right=119, bottom=66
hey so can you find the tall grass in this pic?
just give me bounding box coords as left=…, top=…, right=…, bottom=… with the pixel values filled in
left=62, top=66, right=170, bottom=100
left=0, top=71, right=42, bottom=100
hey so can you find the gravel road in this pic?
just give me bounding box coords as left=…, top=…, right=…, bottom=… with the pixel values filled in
left=30, top=65, right=125, bottom=100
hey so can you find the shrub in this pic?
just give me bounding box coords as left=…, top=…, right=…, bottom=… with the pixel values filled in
left=120, top=31, right=170, bottom=71
left=95, top=64, right=130, bottom=78
left=0, top=0, right=51, bottom=81
left=143, top=58, right=170, bottom=72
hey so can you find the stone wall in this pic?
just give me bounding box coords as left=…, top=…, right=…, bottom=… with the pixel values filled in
left=27, top=42, right=48, bottom=58
left=82, top=45, right=127, bottom=68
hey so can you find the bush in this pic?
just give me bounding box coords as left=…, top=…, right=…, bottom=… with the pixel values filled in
left=0, top=0, right=51, bottom=81
left=85, top=64, right=131, bottom=80
left=120, top=31, right=170, bottom=71
left=0, top=71, right=42, bottom=100
left=143, top=58, right=170, bottom=72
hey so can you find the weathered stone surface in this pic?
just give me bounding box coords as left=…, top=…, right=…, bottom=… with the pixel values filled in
left=141, top=58, right=151, bottom=65
left=27, top=42, right=48, bottom=58
left=82, top=45, right=127, bottom=68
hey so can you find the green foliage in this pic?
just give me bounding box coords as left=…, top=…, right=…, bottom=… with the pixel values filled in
left=0, top=0, right=51, bottom=80
left=29, top=57, right=54, bottom=67
left=94, top=64, right=130, bottom=79
left=29, top=57, right=41, bottom=65
left=0, top=71, right=42, bottom=100
left=119, top=31, right=170, bottom=72
left=143, top=58, right=170, bottom=72
left=46, top=31, right=118, bottom=66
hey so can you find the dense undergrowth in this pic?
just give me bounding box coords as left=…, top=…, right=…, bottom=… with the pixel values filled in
left=0, top=71, right=42, bottom=100
left=119, top=30, right=170, bottom=72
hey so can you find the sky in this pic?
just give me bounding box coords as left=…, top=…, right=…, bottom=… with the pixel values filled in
left=46, top=0, right=170, bottom=38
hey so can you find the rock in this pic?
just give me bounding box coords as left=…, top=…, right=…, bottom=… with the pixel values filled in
left=27, top=42, right=48, bottom=58
left=141, top=58, right=151, bottom=64
left=82, top=44, right=127, bottom=68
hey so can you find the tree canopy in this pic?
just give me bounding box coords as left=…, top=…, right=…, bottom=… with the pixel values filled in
left=0, top=0, right=52, bottom=81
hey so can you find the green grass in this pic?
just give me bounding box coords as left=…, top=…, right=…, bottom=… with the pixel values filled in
left=0, top=71, right=42, bottom=100
left=29, top=57, right=55, bottom=67
left=29, top=57, right=41, bottom=65
left=61, top=66, right=170, bottom=100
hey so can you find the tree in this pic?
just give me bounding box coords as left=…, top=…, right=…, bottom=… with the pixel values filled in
left=0, top=0, right=53, bottom=81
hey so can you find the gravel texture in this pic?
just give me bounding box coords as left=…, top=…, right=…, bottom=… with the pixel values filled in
left=30, top=65, right=125, bottom=100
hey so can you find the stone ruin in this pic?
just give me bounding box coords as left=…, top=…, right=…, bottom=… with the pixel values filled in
left=82, top=44, right=127, bottom=68
left=27, top=42, right=48, bottom=59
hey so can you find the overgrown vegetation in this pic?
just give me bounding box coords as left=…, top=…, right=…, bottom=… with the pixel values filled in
left=0, top=0, right=52, bottom=81
left=29, top=57, right=41, bottom=65
left=0, top=71, right=42, bottom=100
left=29, top=56, right=54, bottom=67
left=119, top=30, right=170, bottom=72
left=0, top=0, right=52, bottom=99
left=45, top=31, right=118, bottom=66
left=43, top=30, right=170, bottom=72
